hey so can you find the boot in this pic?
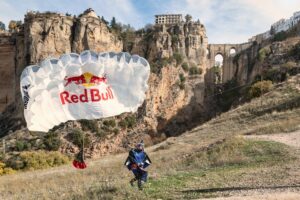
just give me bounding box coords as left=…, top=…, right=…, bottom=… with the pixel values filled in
left=130, top=178, right=136, bottom=187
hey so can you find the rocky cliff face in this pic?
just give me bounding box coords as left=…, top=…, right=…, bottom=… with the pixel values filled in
left=23, top=13, right=74, bottom=64
left=72, top=12, right=122, bottom=53
left=131, top=20, right=208, bottom=68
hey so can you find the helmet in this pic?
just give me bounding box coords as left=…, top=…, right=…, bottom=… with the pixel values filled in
left=136, top=140, right=144, bottom=150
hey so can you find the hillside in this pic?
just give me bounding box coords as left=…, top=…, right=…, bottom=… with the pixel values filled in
left=0, top=74, right=299, bottom=200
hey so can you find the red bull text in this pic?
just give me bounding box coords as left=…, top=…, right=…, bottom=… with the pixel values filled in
left=60, top=87, right=114, bottom=105
left=60, top=73, right=113, bottom=105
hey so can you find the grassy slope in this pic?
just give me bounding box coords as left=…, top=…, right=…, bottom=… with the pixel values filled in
left=0, top=75, right=299, bottom=200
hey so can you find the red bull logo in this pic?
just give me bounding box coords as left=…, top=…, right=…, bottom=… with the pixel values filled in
left=64, top=72, right=107, bottom=87
left=60, top=72, right=114, bottom=105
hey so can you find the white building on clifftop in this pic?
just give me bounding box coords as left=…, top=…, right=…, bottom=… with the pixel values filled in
left=271, top=11, right=300, bottom=33
left=155, top=14, right=183, bottom=25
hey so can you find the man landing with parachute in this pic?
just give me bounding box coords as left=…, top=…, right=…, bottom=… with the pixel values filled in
left=124, top=140, right=152, bottom=190
left=20, top=51, right=150, bottom=170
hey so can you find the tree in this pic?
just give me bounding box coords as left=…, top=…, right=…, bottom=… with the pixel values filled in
left=185, top=14, right=192, bottom=22
left=8, top=21, right=17, bottom=32
left=8, top=20, right=22, bottom=33
left=0, top=21, right=5, bottom=31
left=144, top=23, right=153, bottom=32
left=101, top=16, right=109, bottom=25
left=110, top=17, right=117, bottom=29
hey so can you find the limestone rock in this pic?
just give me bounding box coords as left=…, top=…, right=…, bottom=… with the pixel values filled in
left=72, top=14, right=122, bottom=53
left=24, top=13, right=74, bottom=64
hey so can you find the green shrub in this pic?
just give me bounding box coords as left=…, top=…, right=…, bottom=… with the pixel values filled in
left=181, top=62, right=189, bottom=72
left=179, top=73, right=186, bottom=83
left=171, top=35, right=179, bottom=44
left=173, top=52, right=183, bottom=65
left=263, top=67, right=286, bottom=82
left=79, top=119, right=99, bottom=132
left=69, top=129, right=91, bottom=147
left=150, top=62, right=160, bottom=73
left=288, top=42, right=300, bottom=60
left=258, top=47, right=270, bottom=62
left=15, top=140, right=31, bottom=151
left=125, top=115, right=136, bottom=128
left=248, top=80, right=273, bottom=98
left=95, top=130, right=107, bottom=138
left=43, top=132, right=61, bottom=151
left=119, top=115, right=136, bottom=129
left=189, top=66, right=203, bottom=75
left=272, top=31, right=288, bottom=42
left=118, top=120, right=127, bottom=129
left=113, top=128, right=120, bottom=134
left=103, top=119, right=116, bottom=128
left=18, top=151, right=69, bottom=170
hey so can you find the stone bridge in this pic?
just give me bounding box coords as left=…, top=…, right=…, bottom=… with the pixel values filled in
left=207, top=43, right=251, bottom=83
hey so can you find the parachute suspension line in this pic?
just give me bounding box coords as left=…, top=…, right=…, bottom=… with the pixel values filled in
left=82, top=132, right=85, bottom=162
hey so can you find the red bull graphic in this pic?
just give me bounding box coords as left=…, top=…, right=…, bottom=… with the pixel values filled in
left=64, top=72, right=107, bottom=87
left=61, top=72, right=113, bottom=105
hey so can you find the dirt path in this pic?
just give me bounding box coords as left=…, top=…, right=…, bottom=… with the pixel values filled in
left=205, top=191, right=300, bottom=200
left=244, top=130, right=300, bottom=149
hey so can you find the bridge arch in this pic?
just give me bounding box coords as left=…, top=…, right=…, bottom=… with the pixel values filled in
left=207, top=43, right=251, bottom=83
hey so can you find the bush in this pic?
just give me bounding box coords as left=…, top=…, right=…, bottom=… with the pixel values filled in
left=171, top=35, right=179, bottom=44
left=17, top=151, right=69, bottom=170
left=125, top=115, right=136, bottom=128
left=119, top=115, right=136, bottom=129
left=248, top=80, right=273, bottom=98
left=263, top=67, right=286, bottom=82
left=189, top=66, right=203, bottom=75
left=181, top=62, right=189, bottom=72
left=69, top=129, right=91, bottom=147
left=173, top=52, right=183, bottom=65
left=15, top=140, right=31, bottom=151
left=43, top=132, right=61, bottom=151
left=80, top=119, right=99, bottom=132
left=103, top=119, right=116, bottom=128
left=113, top=128, right=120, bottom=134
left=272, top=31, right=288, bottom=42
left=289, top=42, right=300, bottom=60
left=0, top=162, right=16, bottom=175
left=179, top=73, right=186, bottom=83
left=96, top=130, right=110, bottom=138
left=258, top=47, right=270, bottom=62
left=118, top=120, right=127, bottom=129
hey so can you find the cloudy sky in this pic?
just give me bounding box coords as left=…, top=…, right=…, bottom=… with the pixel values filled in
left=0, top=0, right=299, bottom=43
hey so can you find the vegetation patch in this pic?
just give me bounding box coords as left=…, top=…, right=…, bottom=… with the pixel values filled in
left=43, top=132, right=61, bottom=151
left=79, top=119, right=99, bottom=133
left=7, top=151, right=70, bottom=170
left=248, top=80, right=273, bottom=98
left=0, top=162, right=15, bottom=175
left=69, top=129, right=91, bottom=147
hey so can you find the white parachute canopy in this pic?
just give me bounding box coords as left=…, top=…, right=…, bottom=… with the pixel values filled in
left=20, top=51, right=150, bottom=132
